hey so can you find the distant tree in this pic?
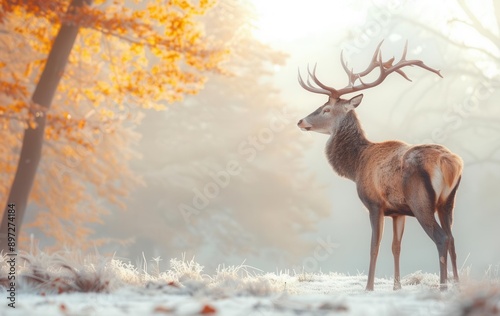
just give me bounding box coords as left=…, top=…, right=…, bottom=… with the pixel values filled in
left=103, top=0, right=331, bottom=266
left=0, top=0, right=227, bottom=251
left=324, top=0, right=500, bottom=275
left=392, top=0, right=500, bottom=273
left=393, top=0, right=500, bottom=163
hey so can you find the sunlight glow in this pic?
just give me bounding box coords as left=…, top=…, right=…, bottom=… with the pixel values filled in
left=251, top=0, right=499, bottom=63
left=251, top=0, right=363, bottom=43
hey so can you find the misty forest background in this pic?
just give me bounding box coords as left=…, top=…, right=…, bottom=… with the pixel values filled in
left=1, top=0, right=499, bottom=279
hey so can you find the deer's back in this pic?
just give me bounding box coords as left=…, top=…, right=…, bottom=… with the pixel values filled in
left=356, top=141, right=463, bottom=216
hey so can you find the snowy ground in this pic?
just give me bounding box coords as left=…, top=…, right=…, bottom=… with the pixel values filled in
left=1, top=252, right=499, bottom=315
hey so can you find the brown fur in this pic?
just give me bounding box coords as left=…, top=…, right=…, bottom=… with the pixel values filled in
left=299, top=98, right=463, bottom=291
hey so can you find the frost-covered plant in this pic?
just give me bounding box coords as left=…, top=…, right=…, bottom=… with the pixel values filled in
left=167, top=255, right=205, bottom=282
left=10, top=251, right=118, bottom=294
left=402, top=271, right=441, bottom=288
left=209, top=263, right=279, bottom=297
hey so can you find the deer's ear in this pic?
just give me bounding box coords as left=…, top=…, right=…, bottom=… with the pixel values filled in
left=345, top=94, right=363, bottom=111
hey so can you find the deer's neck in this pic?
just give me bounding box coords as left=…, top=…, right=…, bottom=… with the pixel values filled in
left=326, top=111, right=371, bottom=180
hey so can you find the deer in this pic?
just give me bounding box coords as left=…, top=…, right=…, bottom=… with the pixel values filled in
left=297, top=41, right=463, bottom=291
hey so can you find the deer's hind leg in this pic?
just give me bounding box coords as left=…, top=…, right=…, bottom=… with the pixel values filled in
left=403, top=169, right=449, bottom=290
left=437, top=177, right=462, bottom=282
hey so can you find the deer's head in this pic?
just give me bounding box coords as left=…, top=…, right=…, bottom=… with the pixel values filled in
left=297, top=41, right=442, bottom=135
left=297, top=94, right=363, bottom=135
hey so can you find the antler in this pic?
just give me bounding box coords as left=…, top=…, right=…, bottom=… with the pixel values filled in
left=298, top=40, right=443, bottom=99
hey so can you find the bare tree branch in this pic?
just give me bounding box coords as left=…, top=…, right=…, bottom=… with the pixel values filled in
left=401, top=17, right=500, bottom=63
left=457, top=0, right=500, bottom=49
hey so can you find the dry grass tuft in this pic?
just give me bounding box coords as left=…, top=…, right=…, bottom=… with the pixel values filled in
left=2, top=251, right=117, bottom=294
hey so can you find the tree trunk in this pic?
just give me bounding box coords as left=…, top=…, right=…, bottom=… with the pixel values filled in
left=0, top=0, right=91, bottom=253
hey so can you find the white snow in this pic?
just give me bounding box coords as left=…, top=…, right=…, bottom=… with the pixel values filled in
left=1, top=252, right=499, bottom=315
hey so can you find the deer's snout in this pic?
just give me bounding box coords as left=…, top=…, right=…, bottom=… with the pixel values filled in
left=297, top=118, right=312, bottom=131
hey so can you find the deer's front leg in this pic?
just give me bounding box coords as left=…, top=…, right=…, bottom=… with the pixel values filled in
left=392, top=216, right=406, bottom=290
left=366, top=210, right=384, bottom=291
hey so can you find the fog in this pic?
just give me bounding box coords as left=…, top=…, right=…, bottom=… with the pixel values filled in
left=95, top=0, right=500, bottom=279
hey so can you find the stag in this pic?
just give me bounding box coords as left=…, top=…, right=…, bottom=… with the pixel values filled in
left=297, top=41, right=463, bottom=291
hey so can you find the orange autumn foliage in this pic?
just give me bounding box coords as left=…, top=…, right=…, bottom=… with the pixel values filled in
left=0, top=0, right=228, bottom=248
